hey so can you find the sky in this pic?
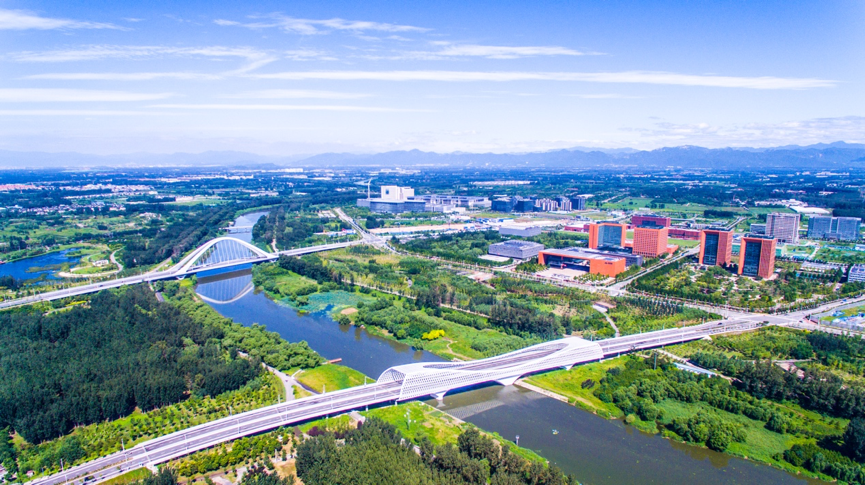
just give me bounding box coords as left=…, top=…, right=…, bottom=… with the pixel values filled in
left=1, top=0, right=864, bottom=155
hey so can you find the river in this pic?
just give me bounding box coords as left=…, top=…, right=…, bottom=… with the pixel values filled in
left=0, top=249, right=81, bottom=284
left=198, top=214, right=818, bottom=485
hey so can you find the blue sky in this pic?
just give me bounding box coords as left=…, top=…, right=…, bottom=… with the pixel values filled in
left=1, top=0, right=863, bottom=155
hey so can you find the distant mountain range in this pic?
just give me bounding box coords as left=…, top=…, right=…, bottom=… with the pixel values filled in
left=1, top=142, right=864, bottom=171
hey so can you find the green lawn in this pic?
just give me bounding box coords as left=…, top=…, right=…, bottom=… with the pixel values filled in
left=295, top=364, right=369, bottom=393
left=524, top=358, right=625, bottom=418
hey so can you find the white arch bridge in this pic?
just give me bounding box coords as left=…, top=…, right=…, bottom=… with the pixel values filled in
left=31, top=318, right=766, bottom=485
left=0, top=237, right=360, bottom=310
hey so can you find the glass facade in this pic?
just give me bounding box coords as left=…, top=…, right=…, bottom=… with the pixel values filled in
left=599, top=225, right=622, bottom=247
left=702, top=232, right=719, bottom=265
left=741, top=241, right=762, bottom=276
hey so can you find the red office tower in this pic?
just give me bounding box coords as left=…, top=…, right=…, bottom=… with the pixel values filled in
left=698, top=229, right=733, bottom=267
left=588, top=222, right=626, bottom=249
left=738, top=236, right=776, bottom=279
left=633, top=226, right=668, bottom=257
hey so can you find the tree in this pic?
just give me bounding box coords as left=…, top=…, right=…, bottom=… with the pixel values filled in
left=843, top=417, right=865, bottom=463
left=241, top=465, right=295, bottom=485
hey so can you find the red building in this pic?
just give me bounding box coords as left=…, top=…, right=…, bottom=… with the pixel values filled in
left=698, top=229, right=733, bottom=267
left=668, top=227, right=701, bottom=240
left=633, top=226, right=669, bottom=257
left=631, top=214, right=672, bottom=228
left=738, top=236, right=776, bottom=279
left=588, top=222, right=626, bottom=249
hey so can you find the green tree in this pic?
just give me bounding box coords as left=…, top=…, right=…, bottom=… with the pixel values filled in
left=843, top=417, right=865, bottom=463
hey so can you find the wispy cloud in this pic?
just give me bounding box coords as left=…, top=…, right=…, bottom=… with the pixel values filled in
left=566, top=93, right=643, bottom=99
left=25, top=72, right=221, bottom=81
left=0, top=8, right=123, bottom=30
left=424, top=42, right=593, bottom=59
left=627, top=116, right=865, bottom=147
left=150, top=104, right=425, bottom=112
left=214, top=14, right=428, bottom=35
left=0, top=88, right=173, bottom=102
left=0, top=110, right=165, bottom=116
left=224, top=89, right=372, bottom=100
left=251, top=70, right=835, bottom=89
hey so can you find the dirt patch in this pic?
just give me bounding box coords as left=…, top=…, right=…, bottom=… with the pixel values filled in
left=340, top=307, right=358, bottom=315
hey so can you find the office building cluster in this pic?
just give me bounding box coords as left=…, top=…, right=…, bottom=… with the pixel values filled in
left=807, top=216, right=861, bottom=241
left=696, top=227, right=777, bottom=279
left=358, top=186, right=490, bottom=214
left=491, top=195, right=588, bottom=213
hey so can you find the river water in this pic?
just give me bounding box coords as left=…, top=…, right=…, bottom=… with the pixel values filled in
left=0, top=249, right=81, bottom=283
left=198, top=214, right=818, bottom=485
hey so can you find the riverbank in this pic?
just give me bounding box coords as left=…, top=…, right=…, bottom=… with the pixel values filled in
left=524, top=350, right=841, bottom=483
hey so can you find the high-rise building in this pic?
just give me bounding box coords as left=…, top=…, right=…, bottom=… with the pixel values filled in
left=588, top=222, right=626, bottom=249
left=631, top=214, right=672, bottom=228
left=514, top=198, right=536, bottom=212
left=570, top=196, right=588, bottom=211
left=807, top=216, right=861, bottom=241
left=633, top=226, right=669, bottom=257
left=699, top=228, right=733, bottom=267
left=738, top=235, right=776, bottom=278
left=849, top=264, right=865, bottom=283
left=556, top=196, right=573, bottom=211
left=766, top=213, right=801, bottom=244
left=534, top=198, right=557, bottom=211
left=492, top=197, right=516, bottom=212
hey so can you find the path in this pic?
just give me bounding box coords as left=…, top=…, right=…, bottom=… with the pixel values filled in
left=592, top=304, right=620, bottom=337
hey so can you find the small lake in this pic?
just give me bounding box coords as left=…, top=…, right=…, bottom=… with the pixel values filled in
left=0, top=249, right=81, bottom=284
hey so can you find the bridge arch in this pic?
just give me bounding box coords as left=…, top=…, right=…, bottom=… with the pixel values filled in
left=170, top=237, right=273, bottom=275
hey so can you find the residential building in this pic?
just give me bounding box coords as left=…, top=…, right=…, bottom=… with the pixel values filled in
left=538, top=248, right=627, bottom=277
left=534, top=198, right=558, bottom=211
left=556, top=196, right=573, bottom=211
left=570, top=196, right=588, bottom=211
left=738, top=235, right=777, bottom=278
left=807, top=216, right=861, bottom=241
left=489, top=240, right=545, bottom=259
left=849, top=264, right=865, bottom=283
left=631, top=214, right=672, bottom=228
left=766, top=212, right=801, bottom=244
left=699, top=228, right=734, bottom=267
left=588, top=222, right=626, bottom=249
left=499, top=225, right=542, bottom=237
left=633, top=225, right=669, bottom=258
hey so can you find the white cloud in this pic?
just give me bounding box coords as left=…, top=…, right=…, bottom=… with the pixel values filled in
left=251, top=70, right=835, bottom=89
left=224, top=90, right=372, bottom=100
left=627, top=116, right=865, bottom=147
left=150, top=103, right=425, bottom=112
left=566, top=93, right=642, bottom=99
left=0, top=8, right=123, bottom=30
left=214, top=14, right=428, bottom=35
left=10, top=44, right=273, bottom=64
left=25, top=72, right=220, bottom=81
left=0, top=110, right=164, bottom=116
left=0, top=88, right=173, bottom=102
left=427, top=43, right=591, bottom=59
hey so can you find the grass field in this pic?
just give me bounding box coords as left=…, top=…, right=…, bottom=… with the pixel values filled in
left=524, top=358, right=625, bottom=418
left=295, top=364, right=369, bottom=393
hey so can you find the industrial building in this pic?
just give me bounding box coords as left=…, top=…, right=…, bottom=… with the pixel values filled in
left=537, top=248, right=627, bottom=277
left=698, top=228, right=734, bottom=267
left=488, top=240, right=545, bottom=260
left=766, top=213, right=801, bottom=244
left=807, top=216, right=861, bottom=241
left=499, top=225, right=543, bottom=237
left=738, top=235, right=777, bottom=279
left=411, top=194, right=491, bottom=209
left=633, top=225, right=670, bottom=258
left=849, top=264, right=865, bottom=283
left=588, top=222, right=626, bottom=249
left=631, top=214, right=672, bottom=228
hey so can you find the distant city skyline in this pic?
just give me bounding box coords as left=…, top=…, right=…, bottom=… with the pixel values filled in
left=1, top=0, right=864, bottom=155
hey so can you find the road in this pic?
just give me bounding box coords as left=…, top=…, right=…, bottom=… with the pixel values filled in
left=32, top=317, right=780, bottom=485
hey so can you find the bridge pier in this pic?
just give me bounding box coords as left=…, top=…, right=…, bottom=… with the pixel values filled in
left=433, top=391, right=447, bottom=401
left=494, top=376, right=520, bottom=386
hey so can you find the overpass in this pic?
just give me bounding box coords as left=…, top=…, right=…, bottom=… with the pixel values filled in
left=0, top=238, right=360, bottom=310
left=31, top=317, right=774, bottom=485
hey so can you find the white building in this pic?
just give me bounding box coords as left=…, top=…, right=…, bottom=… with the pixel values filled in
left=850, top=264, right=865, bottom=283
left=766, top=213, right=801, bottom=244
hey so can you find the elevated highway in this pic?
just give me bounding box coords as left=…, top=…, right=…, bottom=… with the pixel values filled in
left=32, top=317, right=776, bottom=485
